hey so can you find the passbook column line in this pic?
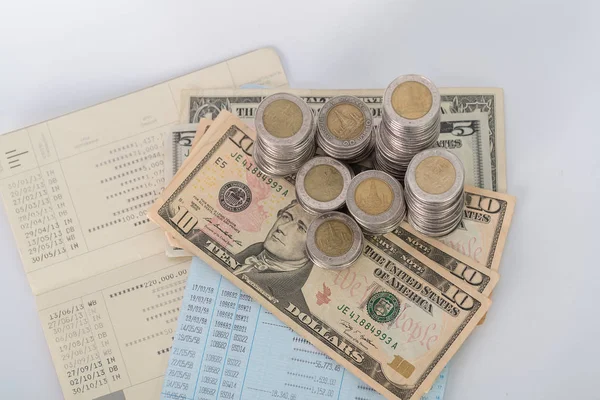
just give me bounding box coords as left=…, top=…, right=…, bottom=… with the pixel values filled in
left=335, top=369, right=347, bottom=400
left=191, top=275, right=224, bottom=400
left=238, top=303, right=263, bottom=398
left=214, top=289, right=244, bottom=398
left=100, top=291, right=133, bottom=386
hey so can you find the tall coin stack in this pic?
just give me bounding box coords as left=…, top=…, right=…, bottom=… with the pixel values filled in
left=404, top=148, right=465, bottom=237
left=254, top=93, right=316, bottom=176
left=346, top=170, right=406, bottom=235
left=374, top=74, right=441, bottom=180
left=316, top=95, right=374, bottom=163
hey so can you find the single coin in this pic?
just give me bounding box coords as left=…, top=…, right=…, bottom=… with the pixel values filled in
left=262, top=99, right=303, bottom=138
left=304, top=164, right=344, bottom=202
left=415, top=155, right=456, bottom=195
left=307, top=212, right=364, bottom=269
left=391, top=81, right=433, bottom=120
left=315, top=219, right=354, bottom=257
left=354, top=178, right=394, bottom=215
left=326, top=103, right=366, bottom=140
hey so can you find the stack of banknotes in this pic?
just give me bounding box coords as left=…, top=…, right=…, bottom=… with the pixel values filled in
left=0, top=48, right=514, bottom=400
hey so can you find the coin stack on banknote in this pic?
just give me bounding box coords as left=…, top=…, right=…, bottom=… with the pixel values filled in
left=253, top=93, right=316, bottom=176
left=316, top=95, right=375, bottom=162
left=346, top=170, right=406, bottom=234
left=404, top=148, right=466, bottom=236
left=306, top=211, right=364, bottom=270
left=374, top=74, right=441, bottom=180
left=295, top=156, right=354, bottom=214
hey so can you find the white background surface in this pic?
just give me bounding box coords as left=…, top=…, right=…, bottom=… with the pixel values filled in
left=1, top=1, right=599, bottom=399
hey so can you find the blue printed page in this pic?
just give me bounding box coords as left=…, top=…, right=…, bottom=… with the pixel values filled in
left=161, top=257, right=448, bottom=400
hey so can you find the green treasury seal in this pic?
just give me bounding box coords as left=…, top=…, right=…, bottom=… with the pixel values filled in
left=367, top=291, right=400, bottom=323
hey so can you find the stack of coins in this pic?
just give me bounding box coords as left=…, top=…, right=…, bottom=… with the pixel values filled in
left=404, top=148, right=465, bottom=237
left=374, top=74, right=441, bottom=180
left=346, top=170, right=406, bottom=235
left=306, top=212, right=364, bottom=270
left=316, top=95, right=374, bottom=162
left=295, top=157, right=354, bottom=214
left=254, top=93, right=316, bottom=176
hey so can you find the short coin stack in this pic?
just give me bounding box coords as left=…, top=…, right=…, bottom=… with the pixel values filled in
left=254, top=93, right=316, bottom=176
left=316, top=95, right=374, bottom=163
left=404, top=148, right=465, bottom=237
left=306, top=211, right=364, bottom=270
left=295, top=157, right=354, bottom=214
left=374, top=74, right=441, bottom=180
left=346, top=170, right=406, bottom=235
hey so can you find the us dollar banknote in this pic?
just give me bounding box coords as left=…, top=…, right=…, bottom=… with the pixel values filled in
left=388, top=222, right=499, bottom=295
left=164, top=123, right=197, bottom=187
left=440, top=88, right=506, bottom=192
left=387, top=188, right=513, bottom=273
left=164, top=119, right=213, bottom=188
left=436, top=186, right=515, bottom=271
left=179, top=88, right=505, bottom=191
left=164, top=120, right=212, bottom=257
left=149, top=111, right=491, bottom=400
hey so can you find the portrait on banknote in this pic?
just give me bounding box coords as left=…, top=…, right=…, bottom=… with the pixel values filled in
left=162, top=133, right=319, bottom=318
left=232, top=199, right=317, bottom=314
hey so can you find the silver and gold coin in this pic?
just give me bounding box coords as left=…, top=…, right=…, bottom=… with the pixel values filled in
left=254, top=93, right=316, bottom=176
left=404, top=148, right=465, bottom=237
left=295, top=157, right=354, bottom=214
left=316, top=96, right=374, bottom=162
left=306, top=212, right=364, bottom=270
left=346, top=170, right=406, bottom=235
left=374, top=75, right=441, bottom=180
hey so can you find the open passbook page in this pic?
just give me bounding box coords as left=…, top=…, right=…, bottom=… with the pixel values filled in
left=0, top=48, right=288, bottom=400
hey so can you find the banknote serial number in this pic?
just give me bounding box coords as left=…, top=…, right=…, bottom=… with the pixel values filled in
left=223, top=153, right=289, bottom=196
left=338, top=305, right=399, bottom=350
